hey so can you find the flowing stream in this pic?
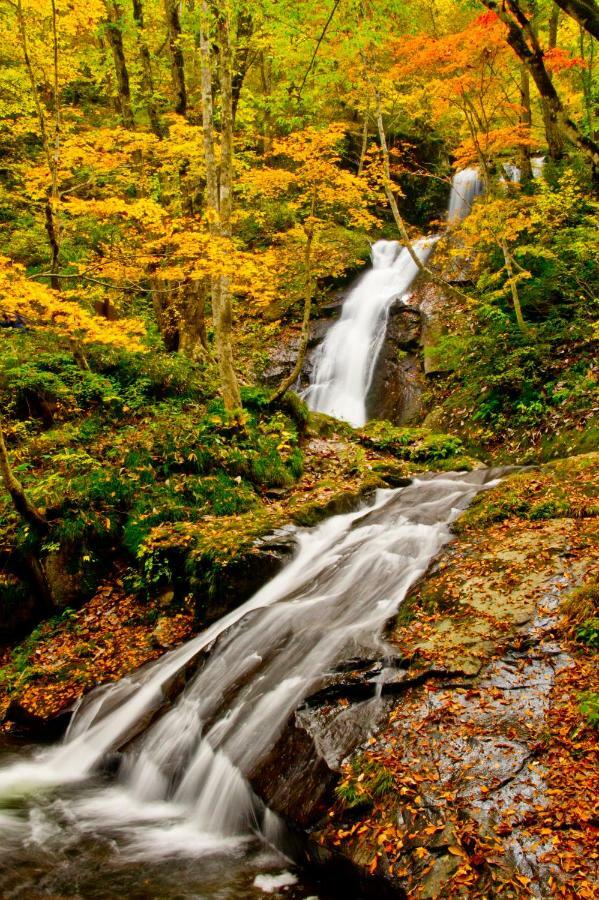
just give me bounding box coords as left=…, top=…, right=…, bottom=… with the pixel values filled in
left=0, top=469, right=502, bottom=897
left=305, top=167, right=483, bottom=427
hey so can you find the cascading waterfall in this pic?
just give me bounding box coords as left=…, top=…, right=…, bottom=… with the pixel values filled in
left=503, top=156, right=546, bottom=183
left=0, top=471, right=501, bottom=885
left=304, top=167, right=485, bottom=428
left=447, top=166, right=485, bottom=223
left=303, top=238, right=436, bottom=427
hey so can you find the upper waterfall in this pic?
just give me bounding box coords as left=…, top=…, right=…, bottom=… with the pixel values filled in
left=447, top=167, right=485, bottom=222
left=303, top=238, right=435, bottom=427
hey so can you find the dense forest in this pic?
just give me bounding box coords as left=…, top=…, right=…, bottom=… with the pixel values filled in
left=0, top=1, right=597, bottom=897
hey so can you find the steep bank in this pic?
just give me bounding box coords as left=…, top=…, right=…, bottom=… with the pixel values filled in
left=255, top=453, right=598, bottom=898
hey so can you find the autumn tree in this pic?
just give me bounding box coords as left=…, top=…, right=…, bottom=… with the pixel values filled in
left=479, top=0, right=599, bottom=166
left=243, top=124, right=378, bottom=401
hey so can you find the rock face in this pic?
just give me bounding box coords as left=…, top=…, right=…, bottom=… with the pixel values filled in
left=406, top=279, right=454, bottom=376
left=366, top=303, right=424, bottom=424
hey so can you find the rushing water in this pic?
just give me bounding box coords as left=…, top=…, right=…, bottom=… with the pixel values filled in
left=447, top=167, right=485, bottom=223
left=305, top=167, right=484, bottom=427
left=0, top=470, right=501, bottom=897
left=304, top=238, right=435, bottom=427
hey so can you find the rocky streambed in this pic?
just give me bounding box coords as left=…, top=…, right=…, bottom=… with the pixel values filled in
left=251, top=454, right=599, bottom=898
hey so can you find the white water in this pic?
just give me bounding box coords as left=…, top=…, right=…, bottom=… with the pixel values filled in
left=503, top=156, right=546, bottom=183
left=447, top=166, right=485, bottom=223
left=304, top=238, right=435, bottom=427
left=304, top=167, right=484, bottom=428
left=0, top=471, right=500, bottom=867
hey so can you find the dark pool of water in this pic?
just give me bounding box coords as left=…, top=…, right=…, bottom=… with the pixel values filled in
left=0, top=741, right=335, bottom=900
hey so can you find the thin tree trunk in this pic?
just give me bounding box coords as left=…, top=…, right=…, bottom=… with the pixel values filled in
left=132, top=0, right=162, bottom=137
left=518, top=66, right=533, bottom=180
left=16, top=0, right=61, bottom=288
left=105, top=0, right=135, bottom=128
left=164, top=0, right=187, bottom=116
left=213, top=2, right=241, bottom=409
left=0, top=420, right=48, bottom=532
left=548, top=5, right=560, bottom=47
left=501, top=241, right=528, bottom=333
left=357, top=109, right=369, bottom=176
left=269, top=224, right=314, bottom=404
left=232, top=10, right=253, bottom=126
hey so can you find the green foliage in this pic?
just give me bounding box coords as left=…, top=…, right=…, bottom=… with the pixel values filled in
left=578, top=692, right=599, bottom=729
left=577, top=618, right=599, bottom=649
left=360, top=421, right=465, bottom=462
left=335, top=754, right=395, bottom=809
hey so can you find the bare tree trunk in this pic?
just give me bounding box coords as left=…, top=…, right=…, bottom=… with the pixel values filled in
left=213, top=2, right=241, bottom=409
left=178, top=280, right=209, bottom=357
left=551, top=0, right=599, bottom=40
left=269, top=223, right=314, bottom=404
left=164, top=0, right=187, bottom=116
left=232, top=10, right=254, bottom=126
left=105, top=0, right=135, bottom=128
left=501, top=241, right=528, bottom=333
left=199, top=0, right=241, bottom=410
left=548, top=5, right=560, bottom=47
left=357, top=109, right=369, bottom=176
left=0, top=420, right=48, bottom=532
left=132, top=0, right=162, bottom=137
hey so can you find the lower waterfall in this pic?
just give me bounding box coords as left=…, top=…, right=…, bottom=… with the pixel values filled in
left=0, top=470, right=501, bottom=896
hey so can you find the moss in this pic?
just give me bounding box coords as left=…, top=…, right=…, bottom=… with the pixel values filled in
left=455, top=453, right=599, bottom=534
left=359, top=421, right=465, bottom=463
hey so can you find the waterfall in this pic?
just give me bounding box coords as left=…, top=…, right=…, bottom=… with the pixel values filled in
left=303, top=238, right=435, bottom=427
left=503, top=156, right=546, bottom=184
left=0, top=471, right=501, bottom=869
left=447, top=166, right=485, bottom=222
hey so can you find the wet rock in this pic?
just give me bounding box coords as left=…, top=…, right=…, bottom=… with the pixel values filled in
left=201, top=527, right=298, bottom=625
left=366, top=304, right=425, bottom=424
left=2, top=699, right=74, bottom=742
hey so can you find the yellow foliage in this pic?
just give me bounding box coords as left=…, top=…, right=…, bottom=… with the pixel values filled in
left=0, top=257, right=146, bottom=350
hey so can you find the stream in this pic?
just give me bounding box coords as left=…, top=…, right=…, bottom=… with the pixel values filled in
left=0, top=471, right=502, bottom=898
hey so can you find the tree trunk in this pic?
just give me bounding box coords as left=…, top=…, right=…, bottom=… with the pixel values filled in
left=178, top=280, right=209, bottom=357
left=105, top=0, right=135, bottom=128
left=269, top=225, right=314, bottom=404
left=0, top=421, right=48, bottom=533
left=480, top=1, right=599, bottom=167
left=232, top=11, right=254, bottom=126
left=548, top=5, right=560, bottom=47
left=551, top=0, right=599, bottom=41
left=357, top=109, right=369, bottom=176
left=213, top=2, right=241, bottom=409
left=501, top=241, right=529, bottom=333
left=518, top=66, right=534, bottom=180
left=164, top=0, right=187, bottom=116
left=16, top=0, right=61, bottom=288
left=199, top=0, right=241, bottom=411
left=132, top=0, right=162, bottom=137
